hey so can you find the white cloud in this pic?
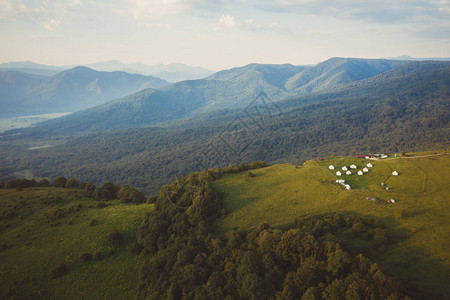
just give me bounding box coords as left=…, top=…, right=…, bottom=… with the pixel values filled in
left=43, top=19, right=60, bottom=31
left=215, top=14, right=288, bottom=32
left=129, top=0, right=224, bottom=19
left=215, top=14, right=237, bottom=29
left=262, top=0, right=450, bottom=24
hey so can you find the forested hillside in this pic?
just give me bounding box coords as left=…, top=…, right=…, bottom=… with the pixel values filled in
left=1, top=61, right=448, bottom=194
left=0, top=67, right=169, bottom=116
left=9, top=58, right=408, bottom=135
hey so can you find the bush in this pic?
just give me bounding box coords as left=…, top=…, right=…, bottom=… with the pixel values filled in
left=5, top=178, right=37, bottom=189
left=80, top=253, right=93, bottom=262
left=39, top=179, right=50, bottom=187
left=84, top=182, right=96, bottom=198
left=96, top=202, right=107, bottom=209
left=95, top=181, right=120, bottom=201
left=65, top=178, right=79, bottom=189
left=51, top=263, right=68, bottom=278
left=118, top=186, right=145, bottom=203
left=107, top=230, right=123, bottom=249
left=147, top=196, right=158, bottom=204
left=52, top=176, right=67, bottom=188
left=130, top=243, right=144, bottom=255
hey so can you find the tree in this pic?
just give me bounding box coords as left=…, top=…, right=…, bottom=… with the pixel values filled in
left=52, top=176, right=67, bottom=187
left=84, top=182, right=96, bottom=197
left=65, top=178, right=79, bottom=189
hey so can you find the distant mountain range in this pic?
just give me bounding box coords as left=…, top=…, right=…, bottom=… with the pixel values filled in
left=2, top=60, right=448, bottom=192
left=23, top=58, right=409, bottom=135
left=0, top=60, right=214, bottom=82
left=0, top=67, right=169, bottom=116
left=77, top=61, right=214, bottom=82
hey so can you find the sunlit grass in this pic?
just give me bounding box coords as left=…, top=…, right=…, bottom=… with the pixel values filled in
left=0, top=188, right=152, bottom=299
left=212, top=151, right=450, bottom=296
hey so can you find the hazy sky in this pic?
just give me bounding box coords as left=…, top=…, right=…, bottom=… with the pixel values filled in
left=1, top=0, right=449, bottom=70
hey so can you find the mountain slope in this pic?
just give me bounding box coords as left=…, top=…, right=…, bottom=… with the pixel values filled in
left=19, top=59, right=409, bottom=135
left=2, top=61, right=448, bottom=193
left=0, top=71, right=45, bottom=111
left=284, top=57, right=406, bottom=93
left=0, top=67, right=170, bottom=116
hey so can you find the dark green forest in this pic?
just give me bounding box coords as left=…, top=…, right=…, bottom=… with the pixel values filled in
left=1, top=62, right=448, bottom=194
left=136, top=164, right=420, bottom=300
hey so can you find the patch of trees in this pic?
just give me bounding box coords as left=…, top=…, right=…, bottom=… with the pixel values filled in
left=137, top=164, right=412, bottom=300
left=1, top=176, right=146, bottom=203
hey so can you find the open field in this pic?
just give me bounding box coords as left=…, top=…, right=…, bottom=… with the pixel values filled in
left=212, top=151, right=450, bottom=297
left=0, top=187, right=152, bottom=299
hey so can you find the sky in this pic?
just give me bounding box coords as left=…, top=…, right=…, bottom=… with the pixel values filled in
left=0, top=0, right=449, bottom=71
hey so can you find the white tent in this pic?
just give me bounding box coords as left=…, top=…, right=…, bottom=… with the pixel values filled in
left=389, top=199, right=396, bottom=203
left=336, top=171, right=342, bottom=176
left=328, top=165, right=335, bottom=170
left=346, top=170, right=352, bottom=175
left=342, top=166, right=348, bottom=171
left=345, top=184, right=351, bottom=190
left=367, top=163, right=373, bottom=167
left=336, top=179, right=345, bottom=184
left=392, top=171, right=399, bottom=176
left=363, top=167, right=369, bottom=172
left=350, top=164, right=357, bottom=169
left=357, top=170, right=363, bottom=176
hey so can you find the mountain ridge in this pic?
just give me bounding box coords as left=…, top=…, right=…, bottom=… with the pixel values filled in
left=17, top=58, right=412, bottom=135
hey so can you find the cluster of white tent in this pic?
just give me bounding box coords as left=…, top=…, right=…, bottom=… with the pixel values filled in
left=330, top=162, right=373, bottom=178
left=335, top=179, right=351, bottom=190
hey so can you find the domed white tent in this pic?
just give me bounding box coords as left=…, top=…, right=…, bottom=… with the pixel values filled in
left=363, top=167, right=369, bottom=172
left=336, top=171, right=342, bottom=176
left=329, top=165, right=335, bottom=170
left=350, top=164, right=357, bottom=169
left=342, top=166, right=348, bottom=171
left=345, top=184, right=351, bottom=190
left=392, top=171, right=399, bottom=176
left=357, top=170, right=363, bottom=176
left=346, top=170, right=352, bottom=175
left=367, top=163, right=373, bottom=168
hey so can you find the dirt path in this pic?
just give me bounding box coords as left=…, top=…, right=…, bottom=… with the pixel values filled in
left=382, top=153, right=448, bottom=160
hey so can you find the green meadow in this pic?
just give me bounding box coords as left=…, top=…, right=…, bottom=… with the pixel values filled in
left=0, top=187, right=152, bottom=299
left=212, top=151, right=450, bottom=297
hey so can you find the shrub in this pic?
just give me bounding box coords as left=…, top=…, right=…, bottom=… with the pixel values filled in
left=52, top=176, right=67, bottom=188
left=107, top=230, right=123, bottom=249
left=147, top=196, right=158, bottom=204
left=65, top=178, right=79, bottom=189
left=84, top=182, right=96, bottom=198
left=118, top=186, right=145, bottom=203
left=130, top=243, right=144, bottom=255
left=80, top=253, right=93, bottom=262
left=39, top=179, right=50, bottom=187
left=51, top=263, right=68, bottom=278
left=96, top=202, right=107, bottom=209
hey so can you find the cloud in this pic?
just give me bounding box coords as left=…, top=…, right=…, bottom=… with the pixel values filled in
left=214, top=14, right=289, bottom=32
left=43, top=19, right=60, bottom=31
left=215, top=14, right=237, bottom=29
left=0, top=0, right=84, bottom=31
left=259, top=0, right=450, bottom=24
left=129, top=0, right=224, bottom=19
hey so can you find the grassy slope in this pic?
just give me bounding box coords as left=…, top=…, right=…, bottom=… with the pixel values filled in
left=212, top=150, right=450, bottom=297
left=0, top=188, right=152, bottom=299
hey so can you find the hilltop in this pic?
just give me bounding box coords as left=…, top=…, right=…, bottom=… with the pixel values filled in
left=212, top=151, right=450, bottom=298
